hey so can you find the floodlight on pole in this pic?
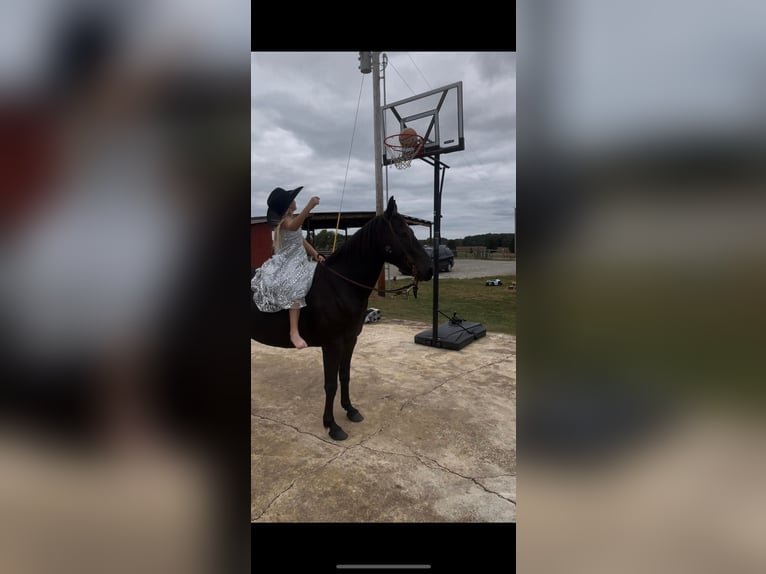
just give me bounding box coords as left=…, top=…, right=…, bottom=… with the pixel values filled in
left=358, top=52, right=372, bottom=74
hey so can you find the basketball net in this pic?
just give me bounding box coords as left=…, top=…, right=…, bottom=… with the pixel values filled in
left=384, top=134, right=425, bottom=170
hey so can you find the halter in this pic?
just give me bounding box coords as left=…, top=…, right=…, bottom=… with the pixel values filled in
left=320, top=216, right=421, bottom=298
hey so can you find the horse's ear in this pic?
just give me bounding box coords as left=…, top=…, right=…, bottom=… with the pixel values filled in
left=385, top=196, right=398, bottom=219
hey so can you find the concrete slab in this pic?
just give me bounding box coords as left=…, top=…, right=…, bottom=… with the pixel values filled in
left=251, top=319, right=515, bottom=522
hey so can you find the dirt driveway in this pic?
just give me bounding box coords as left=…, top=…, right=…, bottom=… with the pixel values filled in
left=251, top=319, right=516, bottom=522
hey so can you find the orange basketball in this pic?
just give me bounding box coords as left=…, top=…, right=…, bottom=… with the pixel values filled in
left=398, top=127, right=419, bottom=147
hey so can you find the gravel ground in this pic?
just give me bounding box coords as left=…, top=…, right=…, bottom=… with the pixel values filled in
left=392, top=258, right=515, bottom=280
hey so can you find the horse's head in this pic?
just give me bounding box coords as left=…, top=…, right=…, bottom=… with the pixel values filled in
left=382, top=197, right=433, bottom=282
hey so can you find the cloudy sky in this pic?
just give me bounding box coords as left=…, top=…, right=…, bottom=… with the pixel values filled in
left=251, top=52, right=516, bottom=240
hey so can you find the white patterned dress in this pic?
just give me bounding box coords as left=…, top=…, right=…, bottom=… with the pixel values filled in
left=252, top=228, right=317, bottom=312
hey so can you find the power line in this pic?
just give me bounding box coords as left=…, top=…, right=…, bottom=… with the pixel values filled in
left=406, top=52, right=432, bottom=90
left=386, top=58, right=416, bottom=96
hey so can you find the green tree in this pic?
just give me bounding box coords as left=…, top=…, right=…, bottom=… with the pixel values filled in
left=314, top=230, right=345, bottom=251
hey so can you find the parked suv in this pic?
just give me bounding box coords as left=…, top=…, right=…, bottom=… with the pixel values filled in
left=424, top=245, right=455, bottom=272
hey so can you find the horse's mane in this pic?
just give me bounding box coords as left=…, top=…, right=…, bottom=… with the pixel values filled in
left=325, top=214, right=385, bottom=266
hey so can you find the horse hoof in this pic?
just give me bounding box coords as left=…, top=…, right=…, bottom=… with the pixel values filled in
left=346, top=409, right=364, bottom=423
left=329, top=425, right=348, bottom=441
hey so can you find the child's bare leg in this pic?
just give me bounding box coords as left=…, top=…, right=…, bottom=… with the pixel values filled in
left=289, top=304, right=308, bottom=349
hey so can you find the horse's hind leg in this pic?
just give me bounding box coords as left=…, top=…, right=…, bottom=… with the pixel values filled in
left=321, top=343, right=347, bottom=441
left=339, top=336, right=364, bottom=423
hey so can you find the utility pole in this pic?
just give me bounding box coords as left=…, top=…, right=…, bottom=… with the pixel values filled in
left=372, top=52, right=384, bottom=216
left=371, top=52, right=386, bottom=294
left=359, top=51, right=386, bottom=294
left=359, top=52, right=386, bottom=297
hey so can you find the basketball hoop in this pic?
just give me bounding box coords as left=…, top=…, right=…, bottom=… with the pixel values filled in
left=384, top=133, right=425, bottom=169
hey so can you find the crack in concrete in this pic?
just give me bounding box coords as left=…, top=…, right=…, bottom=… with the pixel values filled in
left=353, top=441, right=515, bottom=506
left=358, top=427, right=384, bottom=447
left=399, top=357, right=514, bottom=412
left=253, top=414, right=387, bottom=451
left=474, top=474, right=515, bottom=480
left=415, top=452, right=516, bottom=505
left=253, top=480, right=295, bottom=521
left=471, top=479, right=517, bottom=505
left=253, top=447, right=347, bottom=521
left=354, top=442, right=421, bottom=461
left=252, top=413, right=343, bottom=448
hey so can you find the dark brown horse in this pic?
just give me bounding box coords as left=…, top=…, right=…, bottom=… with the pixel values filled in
left=251, top=197, right=433, bottom=440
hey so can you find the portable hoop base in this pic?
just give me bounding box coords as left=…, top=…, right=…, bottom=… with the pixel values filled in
left=414, top=320, right=487, bottom=350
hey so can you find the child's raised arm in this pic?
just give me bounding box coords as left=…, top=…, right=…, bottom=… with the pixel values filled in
left=283, top=196, right=320, bottom=231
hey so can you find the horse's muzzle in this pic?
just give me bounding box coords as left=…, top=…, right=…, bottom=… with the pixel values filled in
left=411, top=264, right=433, bottom=282
left=399, top=265, right=433, bottom=282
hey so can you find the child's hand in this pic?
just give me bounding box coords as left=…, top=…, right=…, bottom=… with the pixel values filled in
left=308, top=196, right=320, bottom=209
left=316, top=254, right=326, bottom=263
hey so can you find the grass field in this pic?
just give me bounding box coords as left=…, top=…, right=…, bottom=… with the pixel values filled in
left=368, top=275, right=516, bottom=335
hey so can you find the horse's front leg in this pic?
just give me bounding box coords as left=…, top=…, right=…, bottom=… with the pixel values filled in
left=321, top=342, right=347, bottom=441
left=339, top=335, right=364, bottom=423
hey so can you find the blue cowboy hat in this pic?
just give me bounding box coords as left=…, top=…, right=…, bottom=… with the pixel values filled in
left=266, top=186, right=303, bottom=228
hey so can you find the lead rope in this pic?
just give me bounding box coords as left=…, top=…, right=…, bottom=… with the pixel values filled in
left=321, top=218, right=421, bottom=297
left=320, top=263, right=418, bottom=298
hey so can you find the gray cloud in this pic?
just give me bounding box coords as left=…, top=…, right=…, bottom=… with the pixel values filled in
left=472, top=52, right=517, bottom=83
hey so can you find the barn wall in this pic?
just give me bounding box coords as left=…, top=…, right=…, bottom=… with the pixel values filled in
left=251, top=223, right=273, bottom=269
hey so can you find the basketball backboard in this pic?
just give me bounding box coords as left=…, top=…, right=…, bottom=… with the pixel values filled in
left=381, top=81, right=464, bottom=166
